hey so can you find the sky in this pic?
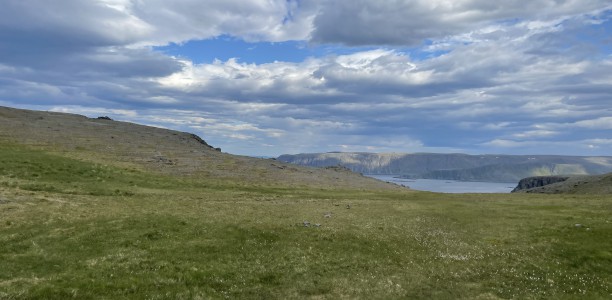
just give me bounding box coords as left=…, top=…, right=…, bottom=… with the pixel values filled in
left=1, top=0, right=611, bottom=157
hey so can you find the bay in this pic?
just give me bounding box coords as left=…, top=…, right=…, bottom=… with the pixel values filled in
left=367, top=175, right=516, bottom=193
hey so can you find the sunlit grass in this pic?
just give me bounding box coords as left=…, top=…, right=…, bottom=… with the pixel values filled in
left=1, top=144, right=611, bottom=299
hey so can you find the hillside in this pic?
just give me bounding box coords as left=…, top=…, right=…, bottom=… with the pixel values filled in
left=0, top=106, right=396, bottom=190
left=1, top=106, right=611, bottom=299
left=513, top=173, right=612, bottom=194
left=278, top=152, right=612, bottom=182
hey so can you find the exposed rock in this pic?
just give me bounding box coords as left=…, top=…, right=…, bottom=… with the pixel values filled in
left=189, top=133, right=210, bottom=147
left=325, top=165, right=354, bottom=173
left=188, top=133, right=221, bottom=152
left=149, top=155, right=175, bottom=165
left=511, top=176, right=570, bottom=192
left=271, top=163, right=286, bottom=170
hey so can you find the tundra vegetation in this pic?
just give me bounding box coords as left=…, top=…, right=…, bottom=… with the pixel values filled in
left=0, top=107, right=611, bottom=299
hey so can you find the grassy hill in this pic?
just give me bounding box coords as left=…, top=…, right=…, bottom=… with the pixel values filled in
left=0, top=106, right=395, bottom=190
left=514, top=173, right=612, bottom=194
left=1, top=106, right=611, bottom=299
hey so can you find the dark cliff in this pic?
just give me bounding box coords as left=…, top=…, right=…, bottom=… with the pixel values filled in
left=511, top=176, right=570, bottom=192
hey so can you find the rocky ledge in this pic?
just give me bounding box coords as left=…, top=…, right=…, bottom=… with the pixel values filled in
left=511, top=176, right=570, bottom=193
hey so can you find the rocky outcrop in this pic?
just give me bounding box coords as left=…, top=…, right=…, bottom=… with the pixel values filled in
left=511, top=176, right=570, bottom=192
left=189, top=133, right=220, bottom=151
left=324, top=165, right=355, bottom=173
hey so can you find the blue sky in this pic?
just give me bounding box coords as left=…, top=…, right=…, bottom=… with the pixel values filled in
left=158, top=37, right=372, bottom=64
left=156, top=36, right=443, bottom=64
left=1, top=1, right=611, bottom=156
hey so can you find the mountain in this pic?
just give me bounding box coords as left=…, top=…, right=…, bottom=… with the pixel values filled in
left=277, top=152, right=612, bottom=182
left=0, top=106, right=396, bottom=191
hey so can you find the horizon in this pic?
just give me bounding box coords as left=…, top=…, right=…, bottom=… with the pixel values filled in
left=1, top=1, right=611, bottom=157
left=5, top=103, right=612, bottom=158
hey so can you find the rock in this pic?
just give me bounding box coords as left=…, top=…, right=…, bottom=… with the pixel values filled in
left=303, top=221, right=310, bottom=227
left=189, top=133, right=220, bottom=151
left=511, top=176, right=570, bottom=192
left=324, top=212, right=332, bottom=218
left=325, top=165, right=353, bottom=173
left=97, top=116, right=113, bottom=120
left=346, top=204, right=351, bottom=209
left=575, top=224, right=582, bottom=228
left=149, top=155, right=175, bottom=165
left=314, top=224, right=321, bottom=227
left=189, top=133, right=209, bottom=146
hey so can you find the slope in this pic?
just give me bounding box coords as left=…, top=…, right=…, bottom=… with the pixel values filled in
left=0, top=106, right=396, bottom=190
left=1, top=105, right=611, bottom=299
left=514, top=173, right=612, bottom=194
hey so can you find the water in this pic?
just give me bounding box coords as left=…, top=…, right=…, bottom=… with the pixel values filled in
left=367, top=175, right=517, bottom=193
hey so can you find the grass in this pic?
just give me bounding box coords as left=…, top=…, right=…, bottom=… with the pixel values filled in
left=1, top=144, right=611, bottom=299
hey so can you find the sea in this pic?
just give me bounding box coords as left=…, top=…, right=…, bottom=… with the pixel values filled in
left=367, top=175, right=517, bottom=194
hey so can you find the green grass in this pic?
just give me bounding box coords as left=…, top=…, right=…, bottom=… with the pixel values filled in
left=1, top=145, right=611, bottom=299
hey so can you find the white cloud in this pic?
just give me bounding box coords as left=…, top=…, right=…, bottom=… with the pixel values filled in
left=49, top=106, right=139, bottom=118
left=573, top=117, right=612, bottom=129
left=0, top=1, right=611, bottom=156
left=512, top=130, right=559, bottom=139
left=310, top=0, right=612, bottom=46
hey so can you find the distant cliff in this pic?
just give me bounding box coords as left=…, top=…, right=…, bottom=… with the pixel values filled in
left=277, top=152, right=612, bottom=182
left=414, top=162, right=587, bottom=182
left=511, top=176, right=570, bottom=192
left=511, top=173, right=612, bottom=194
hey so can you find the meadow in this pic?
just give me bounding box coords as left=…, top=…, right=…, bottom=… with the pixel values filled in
left=1, top=144, right=611, bottom=299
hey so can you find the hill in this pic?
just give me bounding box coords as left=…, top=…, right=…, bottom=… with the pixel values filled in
left=1, top=106, right=611, bottom=298
left=513, top=173, right=612, bottom=194
left=0, top=106, right=396, bottom=191
left=278, top=152, right=612, bottom=182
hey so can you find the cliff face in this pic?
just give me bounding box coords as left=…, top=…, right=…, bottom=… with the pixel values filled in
left=417, top=163, right=585, bottom=182
left=278, top=152, right=612, bottom=182
left=511, top=176, right=570, bottom=192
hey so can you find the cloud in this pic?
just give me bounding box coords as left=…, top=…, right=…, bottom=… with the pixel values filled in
left=310, top=0, right=612, bottom=46
left=0, top=1, right=611, bottom=156
left=131, top=0, right=314, bottom=44
left=573, top=117, right=612, bottom=129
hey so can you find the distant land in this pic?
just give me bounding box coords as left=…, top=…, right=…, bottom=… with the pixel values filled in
left=277, top=152, right=612, bottom=182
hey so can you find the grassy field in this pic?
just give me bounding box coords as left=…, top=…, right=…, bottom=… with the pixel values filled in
left=1, top=144, right=611, bottom=299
